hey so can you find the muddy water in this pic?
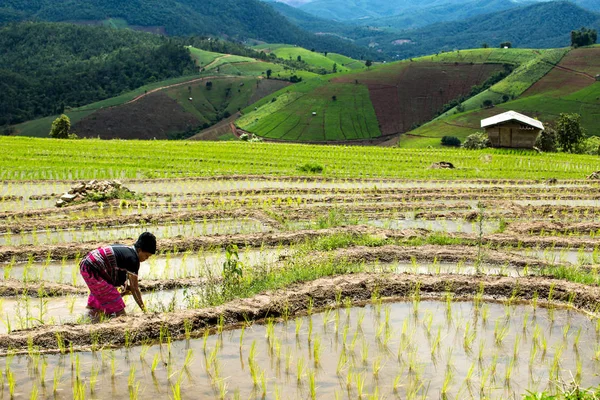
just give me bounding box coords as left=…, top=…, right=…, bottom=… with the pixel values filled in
left=385, top=261, right=523, bottom=277
left=0, top=301, right=597, bottom=399
left=1, top=248, right=286, bottom=285
left=289, top=218, right=499, bottom=234
left=0, top=219, right=270, bottom=246
left=512, top=248, right=600, bottom=265
left=0, top=199, right=55, bottom=212
left=0, top=288, right=203, bottom=334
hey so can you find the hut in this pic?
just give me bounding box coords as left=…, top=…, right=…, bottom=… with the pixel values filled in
left=480, top=110, right=544, bottom=148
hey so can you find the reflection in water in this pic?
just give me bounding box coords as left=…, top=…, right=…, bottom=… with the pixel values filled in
left=0, top=301, right=597, bottom=399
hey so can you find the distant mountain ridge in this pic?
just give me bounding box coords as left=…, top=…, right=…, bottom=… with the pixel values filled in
left=277, top=0, right=600, bottom=21
left=0, top=0, right=374, bottom=59
left=270, top=1, right=600, bottom=59
left=370, top=1, right=600, bottom=59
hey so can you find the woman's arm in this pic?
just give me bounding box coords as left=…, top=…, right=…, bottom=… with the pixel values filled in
left=127, top=273, right=146, bottom=312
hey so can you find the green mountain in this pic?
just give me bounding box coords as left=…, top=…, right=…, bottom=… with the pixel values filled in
left=356, top=1, right=600, bottom=59
left=0, top=0, right=373, bottom=59
left=351, top=0, right=529, bottom=30
left=0, top=22, right=196, bottom=126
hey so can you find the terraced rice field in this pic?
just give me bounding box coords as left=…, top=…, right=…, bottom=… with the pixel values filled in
left=1, top=167, right=600, bottom=398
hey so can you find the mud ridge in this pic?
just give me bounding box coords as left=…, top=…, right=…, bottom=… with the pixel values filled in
left=328, top=245, right=557, bottom=268
left=0, top=209, right=282, bottom=234
left=4, top=226, right=600, bottom=263
left=0, top=273, right=597, bottom=354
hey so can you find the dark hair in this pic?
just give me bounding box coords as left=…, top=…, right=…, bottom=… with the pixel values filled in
left=135, top=232, right=157, bottom=254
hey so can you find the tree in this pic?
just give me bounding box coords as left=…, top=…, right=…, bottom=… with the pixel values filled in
left=266, top=69, right=272, bottom=79
left=297, top=55, right=302, bottom=62
left=365, top=60, right=372, bottom=69
left=332, top=63, right=337, bottom=73
left=535, top=126, right=558, bottom=152
left=49, top=114, right=71, bottom=139
left=556, top=113, right=585, bottom=153
left=462, top=132, right=490, bottom=150
left=571, top=27, right=597, bottom=47
left=481, top=43, right=489, bottom=48
left=205, top=81, right=213, bottom=90
left=499, top=41, right=512, bottom=48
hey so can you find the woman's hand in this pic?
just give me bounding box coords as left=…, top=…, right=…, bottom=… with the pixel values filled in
left=127, top=272, right=146, bottom=312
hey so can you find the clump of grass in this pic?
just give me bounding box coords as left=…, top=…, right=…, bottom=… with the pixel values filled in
left=297, top=163, right=324, bottom=173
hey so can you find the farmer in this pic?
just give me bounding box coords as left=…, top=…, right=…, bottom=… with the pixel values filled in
left=79, top=232, right=156, bottom=319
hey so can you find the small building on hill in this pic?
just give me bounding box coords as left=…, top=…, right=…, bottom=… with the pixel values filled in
left=481, top=110, right=544, bottom=149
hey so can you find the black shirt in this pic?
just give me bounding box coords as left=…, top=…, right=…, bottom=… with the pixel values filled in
left=111, top=245, right=140, bottom=286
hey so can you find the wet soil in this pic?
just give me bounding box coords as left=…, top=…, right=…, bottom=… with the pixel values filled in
left=0, top=273, right=597, bottom=354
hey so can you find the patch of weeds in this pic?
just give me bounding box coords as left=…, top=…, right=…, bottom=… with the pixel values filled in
left=297, top=163, right=323, bottom=173
left=303, top=233, right=393, bottom=252
left=316, top=208, right=358, bottom=229
left=85, top=188, right=141, bottom=203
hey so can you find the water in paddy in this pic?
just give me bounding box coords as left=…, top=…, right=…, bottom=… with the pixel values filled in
left=0, top=218, right=269, bottom=246
left=289, top=218, right=499, bottom=234
left=512, top=248, right=600, bottom=265
left=2, top=248, right=286, bottom=286
left=0, top=198, right=55, bottom=212
left=0, top=301, right=597, bottom=399
left=0, top=287, right=203, bottom=334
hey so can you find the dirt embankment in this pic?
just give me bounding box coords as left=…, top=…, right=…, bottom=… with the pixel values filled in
left=0, top=209, right=282, bottom=234
left=3, top=225, right=600, bottom=263
left=0, top=273, right=597, bottom=354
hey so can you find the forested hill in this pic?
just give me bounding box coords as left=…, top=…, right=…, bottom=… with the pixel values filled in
left=0, top=0, right=373, bottom=59
left=0, top=23, right=197, bottom=126
left=361, top=1, right=600, bottom=59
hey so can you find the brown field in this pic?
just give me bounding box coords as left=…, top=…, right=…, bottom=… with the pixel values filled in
left=73, top=92, right=200, bottom=140
left=522, top=47, right=600, bottom=98
left=333, top=62, right=504, bottom=135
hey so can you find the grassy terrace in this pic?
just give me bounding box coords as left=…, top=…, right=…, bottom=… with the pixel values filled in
left=1, top=137, right=599, bottom=180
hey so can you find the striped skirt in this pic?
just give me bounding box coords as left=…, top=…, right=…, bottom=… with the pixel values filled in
left=80, top=266, right=125, bottom=315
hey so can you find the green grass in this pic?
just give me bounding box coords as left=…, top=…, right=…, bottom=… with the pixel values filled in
left=326, top=53, right=366, bottom=70
left=413, top=48, right=548, bottom=65
left=165, top=77, right=258, bottom=124
left=3, top=136, right=600, bottom=180
left=217, top=62, right=318, bottom=81
left=237, top=80, right=380, bottom=141
left=204, top=55, right=257, bottom=71
left=253, top=44, right=351, bottom=73
left=187, top=46, right=221, bottom=66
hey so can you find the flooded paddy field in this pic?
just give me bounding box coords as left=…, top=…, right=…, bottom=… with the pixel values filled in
left=1, top=176, right=600, bottom=398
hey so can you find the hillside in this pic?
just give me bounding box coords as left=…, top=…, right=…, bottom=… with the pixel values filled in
left=253, top=44, right=366, bottom=73
left=234, top=49, right=529, bottom=143
left=291, top=0, right=599, bottom=21
left=0, top=22, right=196, bottom=126
left=403, top=46, right=600, bottom=147
left=0, top=0, right=374, bottom=60
left=354, top=1, right=600, bottom=59
left=11, top=47, right=316, bottom=140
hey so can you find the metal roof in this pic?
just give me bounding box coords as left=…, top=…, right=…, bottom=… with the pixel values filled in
left=480, top=111, right=544, bottom=130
